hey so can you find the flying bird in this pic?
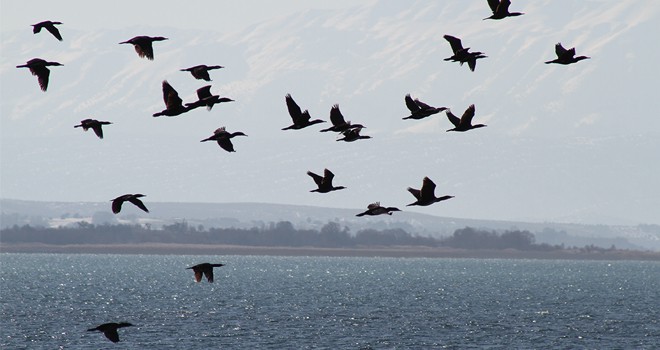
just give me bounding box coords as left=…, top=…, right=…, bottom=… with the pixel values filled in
left=186, top=85, right=234, bottom=111
left=74, top=119, right=112, bottom=139
left=200, top=127, right=247, bottom=153
left=16, top=58, right=63, bottom=91
left=336, top=126, right=371, bottom=142
left=443, top=35, right=487, bottom=72
left=283, top=94, right=325, bottom=130
left=403, top=94, right=447, bottom=120
left=87, top=322, right=133, bottom=343
left=320, top=104, right=365, bottom=132
left=187, top=263, right=225, bottom=283
left=545, top=43, right=590, bottom=65
left=307, top=168, right=346, bottom=193
left=407, top=177, right=454, bottom=207
left=180, top=65, right=224, bottom=81
left=111, top=194, right=149, bottom=214
left=356, top=202, right=401, bottom=217
left=484, top=0, right=524, bottom=20
left=31, top=21, right=63, bottom=41
left=446, top=104, right=486, bottom=132
left=119, top=36, right=168, bottom=60
left=153, top=80, right=192, bottom=117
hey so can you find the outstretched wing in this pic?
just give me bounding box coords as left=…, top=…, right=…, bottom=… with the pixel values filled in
left=128, top=197, right=149, bottom=213
left=193, top=268, right=203, bottom=282
left=367, top=202, right=381, bottom=210
left=414, top=99, right=433, bottom=110
left=90, top=123, right=104, bottom=139
left=420, top=177, right=437, bottom=200
left=404, top=94, right=420, bottom=113
left=554, top=43, right=569, bottom=58
left=111, top=198, right=124, bottom=214
left=329, top=104, right=347, bottom=126
left=216, top=137, right=235, bottom=152
left=487, top=0, right=500, bottom=13
left=407, top=187, right=422, bottom=200
left=135, top=42, right=154, bottom=60
left=445, top=109, right=461, bottom=127
left=204, top=270, right=214, bottom=283
left=443, top=35, right=464, bottom=54
left=162, top=81, right=183, bottom=109
left=285, top=94, right=303, bottom=123
left=459, top=104, right=476, bottom=127
left=307, top=171, right=324, bottom=186
left=46, top=24, right=63, bottom=41
left=323, top=169, right=335, bottom=185
left=103, top=329, right=120, bottom=343
left=196, top=85, right=212, bottom=100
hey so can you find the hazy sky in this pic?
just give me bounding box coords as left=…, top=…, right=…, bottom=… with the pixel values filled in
left=1, top=1, right=659, bottom=225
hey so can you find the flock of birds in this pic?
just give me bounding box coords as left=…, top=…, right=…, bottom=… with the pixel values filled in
left=15, top=0, right=592, bottom=343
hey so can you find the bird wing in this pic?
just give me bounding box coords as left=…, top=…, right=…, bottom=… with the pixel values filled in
left=404, top=94, right=420, bottom=113
left=216, top=137, right=235, bottom=152
left=407, top=187, right=422, bottom=200
left=329, top=104, right=347, bottom=126
left=420, top=177, right=437, bottom=200
left=487, top=0, right=500, bottom=13
left=45, top=24, right=63, bottom=41
left=443, top=35, right=464, bottom=54
left=467, top=57, right=477, bottom=72
left=111, top=198, right=124, bottom=214
left=459, top=104, right=476, bottom=127
left=128, top=197, right=149, bottom=213
left=415, top=99, right=433, bottom=110
left=193, top=67, right=211, bottom=81
left=204, top=270, right=214, bottom=283
left=307, top=171, right=324, bottom=186
left=193, top=268, right=203, bottom=282
left=103, top=329, right=120, bottom=343
left=162, top=81, right=183, bottom=109
left=196, top=85, right=212, bottom=100
left=497, top=0, right=512, bottom=14
left=31, top=66, right=50, bottom=92
left=90, top=123, right=104, bottom=139
left=135, top=41, right=155, bottom=60
left=554, top=43, right=568, bottom=58
left=323, top=169, right=335, bottom=185
left=367, top=202, right=381, bottom=210
left=445, top=109, right=461, bottom=127
left=285, top=94, right=303, bottom=123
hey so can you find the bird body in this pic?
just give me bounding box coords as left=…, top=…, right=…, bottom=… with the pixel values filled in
left=320, top=104, right=365, bottom=132
left=187, top=263, right=225, bottom=283
left=356, top=202, right=401, bottom=217
left=200, top=127, right=247, bottom=152
left=74, top=119, right=112, bottom=139
left=153, top=80, right=193, bottom=117
left=119, top=36, right=168, bottom=60
left=111, top=194, right=149, bottom=214
left=32, top=21, right=63, bottom=41
left=484, top=0, right=524, bottom=20
left=87, top=322, right=133, bottom=343
left=407, top=177, right=454, bottom=207
left=307, top=169, right=346, bottom=193
left=403, top=94, right=447, bottom=120
left=181, top=65, right=224, bottom=81
left=16, top=58, right=63, bottom=91
left=545, top=43, right=590, bottom=65
left=283, top=94, right=325, bottom=130
left=186, top=85, right=234, bottom=111
left=443, top=35, right=486, bottom=72
left=445, top=104, right=486, bottom=132
left=336, top=126, right=371, bottom=142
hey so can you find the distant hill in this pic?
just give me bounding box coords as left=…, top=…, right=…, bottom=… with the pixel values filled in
left=2, top=199, right=659, bottom=251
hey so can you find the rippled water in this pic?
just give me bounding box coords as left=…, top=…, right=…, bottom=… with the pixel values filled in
left=1, top=254, right=658, bottom=349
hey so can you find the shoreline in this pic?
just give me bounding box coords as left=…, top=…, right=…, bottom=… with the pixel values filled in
left=2, top=243, right=660, bottom=261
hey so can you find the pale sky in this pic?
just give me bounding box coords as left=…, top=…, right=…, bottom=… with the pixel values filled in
left=1, top=0, right=659, bottom=225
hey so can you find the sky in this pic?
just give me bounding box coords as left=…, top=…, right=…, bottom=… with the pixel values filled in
left=1, top=0, right=659, bottom=226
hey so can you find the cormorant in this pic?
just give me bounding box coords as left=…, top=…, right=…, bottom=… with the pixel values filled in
left=74, top=119, right=112, bottom=139
left=443, top=35, right=487, bottom=72
left=484, top=0, right=524, bottom=20
left=307, top=169, right=346, bottom=193
left=111, top=194, right=149, bottom=214
left=445, top=104, right=486, bottom=132
left=320, top=104, right=365, bottom=132
left=16, top=58, right=63, bottom=91
left=153, top=81, right=192, bottom=117
left=87, top=322, right=133, bottom=343
left=407, top=177, right=454, bottom=207
left=119, top=36, right=168, bottom=60
left=31, top=21, right=63, bottom=41
left=356, top=202, right=401, bottom=217
left=180, top=65, right=224, bottom=81
left=186, top=85, right=234, bottom=111
left=283, top=94, right=325, bottom=130
left=403, top=94, right=447, bottom=120
left=336, top=126, right=371, bottom=142
left=200, top=127, right=247, bottom=153
left=545, top=43, right=590, bottom=65
left=187, top=263, right=225, bottom=283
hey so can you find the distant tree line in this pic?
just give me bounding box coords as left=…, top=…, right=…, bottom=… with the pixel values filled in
left=0, top=221, right=565, bottom=251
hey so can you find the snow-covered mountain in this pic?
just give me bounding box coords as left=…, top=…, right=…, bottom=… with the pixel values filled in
left=1, top=1, right=659, bottom=225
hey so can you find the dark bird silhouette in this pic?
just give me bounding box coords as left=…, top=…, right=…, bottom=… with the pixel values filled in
left=186, top=85, right=234, bottom=111
left=16, top=58, right=63, bottom=91
left=320, top=104, right=365, bottom=132
left=283, top=94, right=325, bottom=130
left=356, top=202, right=401, bottom=217
left=336, top=126, right=371, bottom=142
left=200, top=127, right=247, bottom=153
left=307, top=168, right=346, bottom=193
left=484, top=0, right=524, bottom=20
left=180, top=65, right=224, bottom=81
left=407, top=177, right=454, bottom=207
left=111, top=194, right=149, bottom=214
left=32, top=21, right=63, bottom=41
left=403, top=94, right=447, bottom=120
left=119, top=36, right=168, bottom=60
left=545, top=43, right=590, bottom=65
left=446, top=104, right=486, bottom=132
left=153, top=80, right=192, bottom=117
left=187, top=263, right=225, bottom=283
left=74, top=119, right=112, bottom=139
left=87, top=322, right=133, bottom=343
left=443, top=35, right=487, bottom=72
